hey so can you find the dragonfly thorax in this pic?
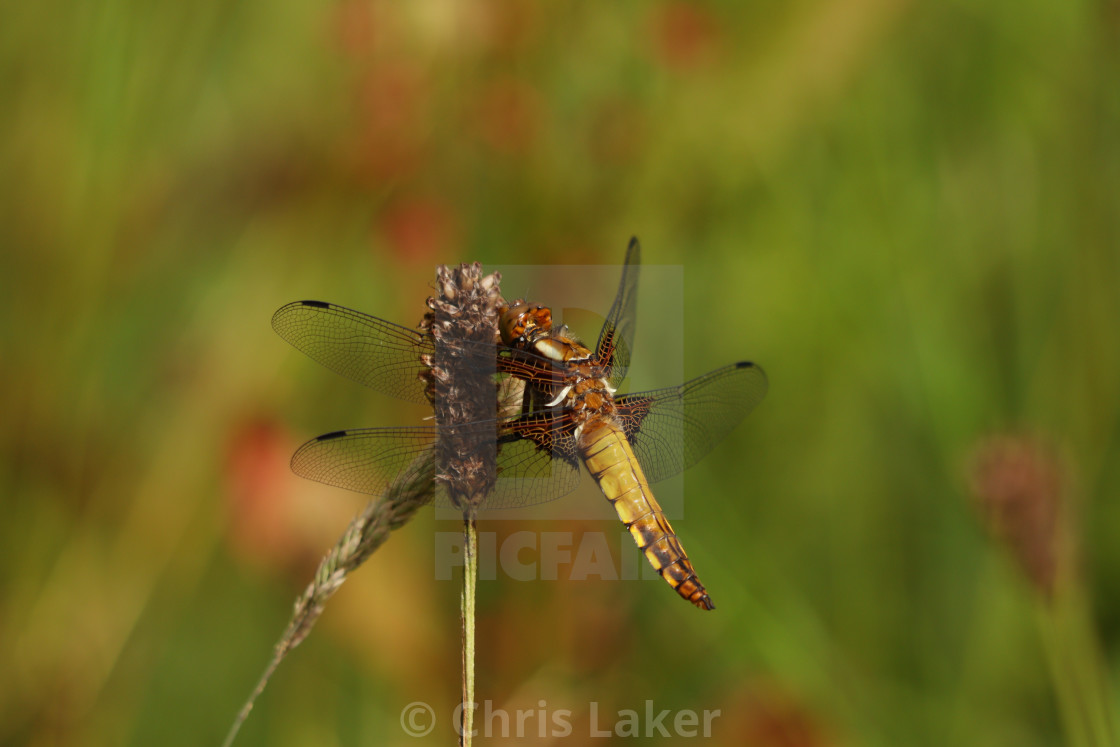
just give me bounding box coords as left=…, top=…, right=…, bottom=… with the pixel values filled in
left=500, top=306, right=614, bottom=411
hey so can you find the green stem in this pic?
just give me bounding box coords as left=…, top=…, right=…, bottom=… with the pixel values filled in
left=221, top=649, right=282, bottom=747
left=1038, top=582, right=1118, bottom=747
left=460, top=513, right=478, bottom=746
left=1040, top=601, right=1091, bottom=747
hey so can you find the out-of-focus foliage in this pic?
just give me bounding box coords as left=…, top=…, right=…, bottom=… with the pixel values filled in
left=2, top=1, right=1118, bottom=745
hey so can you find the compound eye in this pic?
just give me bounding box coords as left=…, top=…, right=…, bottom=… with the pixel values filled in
left=499, top=303, right=530, bottom=345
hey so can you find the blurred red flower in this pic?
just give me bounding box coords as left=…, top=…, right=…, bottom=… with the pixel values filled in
left=225, top=417, right=304, bottom=570
left=721, top=683, right=835, bottom=747
left=378, top=195, right=460, bottom=264
left=473, top=77, right=542, bottom=155
left=352, top=62, right=430, bottom=182
left=650, top=2, right=721, bottom=69
left=331, top=0, right=378, bottom=59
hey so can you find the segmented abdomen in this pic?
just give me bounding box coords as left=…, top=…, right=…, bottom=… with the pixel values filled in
left=579, top=421, right=714, bottom=610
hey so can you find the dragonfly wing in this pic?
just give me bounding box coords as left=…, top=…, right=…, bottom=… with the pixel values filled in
left=291, top=427, right=437, bottom=500
left=291, top=417, right=583, bottom=511
left=595, top=237, right=640, bottom=389
left=273, top=301, right=435, bottom=404
left=614, top=361, right=768, bottom=484
left=274, top=300, right=563, bottom=411
left=480, top=411, right=583, bottom=509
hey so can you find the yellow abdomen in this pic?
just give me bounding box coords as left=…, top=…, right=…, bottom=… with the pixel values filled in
left=579, top=421, right=714, bottom=610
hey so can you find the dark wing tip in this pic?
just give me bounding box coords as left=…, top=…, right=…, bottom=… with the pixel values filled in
left=290, top=429, right=349, bottom=471
left=272, top=300, right=331, bottom=333
left=625, top=236, right=641, bottom=262
left=734, top=360, right=768, bottom=383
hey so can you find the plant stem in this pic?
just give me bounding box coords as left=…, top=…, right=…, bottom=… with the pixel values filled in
left=1038, top=582, right=1118, bottom=747
left=221, top=457, right=432, bottom=747
left=460, top=513, right=478, bottom=746
left=221, top=650, right=282, bottom=747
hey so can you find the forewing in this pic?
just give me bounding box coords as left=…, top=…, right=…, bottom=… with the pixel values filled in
left=274, top=300, right=563, bottom=410
left=595, top=237, right=641, bottom=388
left=614, top=361, right=768, bottom=484
left=273, top=301, right=434, bottom=404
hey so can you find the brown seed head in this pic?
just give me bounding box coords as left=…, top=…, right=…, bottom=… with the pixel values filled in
left=968, top=434, right=1065, bottom=598
left=419, top=263, right=506, bottom=512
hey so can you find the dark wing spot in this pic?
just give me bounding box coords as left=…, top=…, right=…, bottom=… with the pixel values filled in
left=317, top=430, right=349, bottom=441
left=301, top=300, right=331, bottom=309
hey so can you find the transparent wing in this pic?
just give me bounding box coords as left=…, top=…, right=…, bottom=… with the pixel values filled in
left=290, top=415, right=583, bottom=510
left=291, top=427, right=438, bottom=498
left=595, top=237, right=641, bottom=389
left=487, top=412, right=583, bottom=508
left=273, top=300, right=564, bottom=408
left=614, top=361, right=768, bottom=484
left=273, top=301, right=434, bottom=404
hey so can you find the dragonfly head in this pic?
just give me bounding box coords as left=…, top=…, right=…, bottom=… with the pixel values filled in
left=499, top=302, right=553, bottom=346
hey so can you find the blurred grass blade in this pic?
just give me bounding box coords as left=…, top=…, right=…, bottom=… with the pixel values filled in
left=221, top=452, right=433, bottom=747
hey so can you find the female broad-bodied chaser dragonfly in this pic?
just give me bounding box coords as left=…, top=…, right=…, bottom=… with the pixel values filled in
left=272, top=239, right=767, bottom=609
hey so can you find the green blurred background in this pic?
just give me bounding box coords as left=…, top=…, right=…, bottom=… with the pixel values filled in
left=3, top=1, right=1119, bottom=745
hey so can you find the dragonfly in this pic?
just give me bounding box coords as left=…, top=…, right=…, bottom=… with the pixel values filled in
left=272, top=238, right=767, bottom=609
